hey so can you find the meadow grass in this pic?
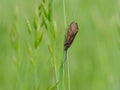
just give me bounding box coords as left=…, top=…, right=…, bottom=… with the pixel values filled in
left=0, top=0, right=120, bottom=90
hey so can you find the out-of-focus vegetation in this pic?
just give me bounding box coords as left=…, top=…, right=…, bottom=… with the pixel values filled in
left=0, top=0, right=120, bottom=90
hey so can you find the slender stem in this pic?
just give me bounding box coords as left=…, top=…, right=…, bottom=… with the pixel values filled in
left=57, top=49, right=67, bottom=90
left=62, top=0, right=67, bottom=88
left=63, top=50, right=67, bottom=90
left=62, top=0, right=67, bottom=28
left=62, top=0, right=71, bottom=90
left=67, top=54, right=70, bottom=90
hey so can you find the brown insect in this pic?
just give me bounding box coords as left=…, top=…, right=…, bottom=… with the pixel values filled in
left=64, top=22, right=79, bottom=50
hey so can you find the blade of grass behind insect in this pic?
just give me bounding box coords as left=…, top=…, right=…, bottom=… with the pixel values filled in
left=58, top=50, right=67, bottom=90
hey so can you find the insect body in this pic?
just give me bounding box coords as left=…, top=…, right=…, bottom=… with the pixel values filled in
left=64, top=22, right=78, bottom=50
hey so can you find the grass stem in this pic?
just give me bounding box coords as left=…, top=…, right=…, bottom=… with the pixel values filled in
left=62, top=0, right=71, bottom=90
left=58, top=50, right=67, bottom=90
left=67, top=54, right=70, bottom=90
left=62, top=0, right=67, bottom=28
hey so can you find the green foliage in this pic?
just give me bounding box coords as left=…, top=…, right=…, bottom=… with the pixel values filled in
left=0, top=0, right=120, bottom=90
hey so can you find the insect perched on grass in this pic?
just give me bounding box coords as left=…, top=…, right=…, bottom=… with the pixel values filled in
left=64, top=22, right=79, bottom=51
left=58, top=22, right=79, bottom=90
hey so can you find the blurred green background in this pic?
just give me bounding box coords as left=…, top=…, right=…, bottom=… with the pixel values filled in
left=0, top=0, right=120, bottom=90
